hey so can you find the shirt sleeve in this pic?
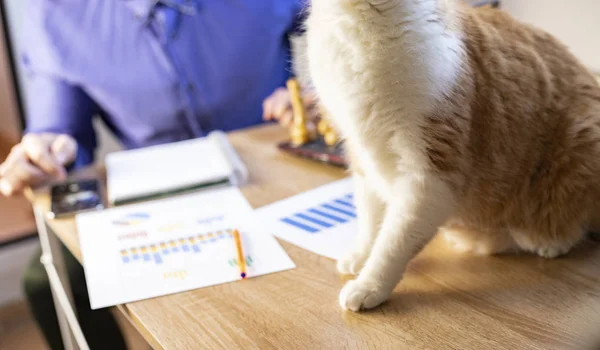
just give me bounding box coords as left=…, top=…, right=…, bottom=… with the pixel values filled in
left=23, top=69, right=99, bottom=170
left=20, top=0, right=101, bottom=170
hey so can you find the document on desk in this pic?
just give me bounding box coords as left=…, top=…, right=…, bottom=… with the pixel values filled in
left=76, top=188, right=295, bottom=309
left=255, top=178, right=357, bottom=260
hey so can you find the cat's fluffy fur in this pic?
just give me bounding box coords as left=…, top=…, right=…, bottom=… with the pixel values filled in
left=298, top=0, right=600, bottom=312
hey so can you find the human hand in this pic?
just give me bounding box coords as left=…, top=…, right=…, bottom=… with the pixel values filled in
left=0, top=133, right=77, bottom=196
left=263, top=87, right=320, bottom=127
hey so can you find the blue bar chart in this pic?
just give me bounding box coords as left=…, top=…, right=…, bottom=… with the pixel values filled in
left=257, top=178, right=358, bottom=259
left=279, top=193, right=355, bottom=234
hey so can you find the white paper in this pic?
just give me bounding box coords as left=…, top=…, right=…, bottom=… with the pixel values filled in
left=76, top=188, right=295, bottom=309
left=256, top=178, right=357, bottom=260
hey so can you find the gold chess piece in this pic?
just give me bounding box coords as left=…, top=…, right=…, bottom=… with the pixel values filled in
left=317, top=118, right=330, bottom=135
left=317, top=106, right=339, bottom=147
left=286, top=79, right=310, bottom=146
left=324, top=129, right=339, bottom=146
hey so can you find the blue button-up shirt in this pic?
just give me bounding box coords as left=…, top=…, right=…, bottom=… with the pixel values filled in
left=22, top=0, right=305, bottom=168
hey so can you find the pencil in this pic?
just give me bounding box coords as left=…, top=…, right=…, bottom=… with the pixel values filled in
left=232, top=229, right=247, bottom=279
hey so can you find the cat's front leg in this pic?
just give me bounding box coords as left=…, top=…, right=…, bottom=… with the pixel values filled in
left=339, top=176, right=455, bottom=311
left=337, top=174, right=385, bottom=275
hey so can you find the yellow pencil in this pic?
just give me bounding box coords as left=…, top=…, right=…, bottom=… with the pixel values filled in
left=232, top=229, right=247, bottom=279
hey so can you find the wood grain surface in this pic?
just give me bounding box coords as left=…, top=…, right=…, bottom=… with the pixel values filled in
left=29, top=125, right=600, bottom=350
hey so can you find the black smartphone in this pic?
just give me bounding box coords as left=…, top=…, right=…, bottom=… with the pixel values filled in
left=48, top=179, right=104, bottom=219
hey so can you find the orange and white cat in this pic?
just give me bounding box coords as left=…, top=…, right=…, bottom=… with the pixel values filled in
left=298, top=0, right=600, bottom=311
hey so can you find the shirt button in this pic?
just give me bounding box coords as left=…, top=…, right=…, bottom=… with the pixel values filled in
left=187, top=83, right=195, bottom=92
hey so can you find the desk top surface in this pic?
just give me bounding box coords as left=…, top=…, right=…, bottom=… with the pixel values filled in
left=31, top=125, right=600, bottom=350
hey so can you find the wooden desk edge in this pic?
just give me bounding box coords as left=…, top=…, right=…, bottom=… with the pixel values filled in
left=116, top=304, right=165, bottom=350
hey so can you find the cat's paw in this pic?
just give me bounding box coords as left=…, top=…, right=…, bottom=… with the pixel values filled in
left=536, top=245, right=569, bottom=259
left=337, top=249, right=369, bottom=275
left=444, top=232, right=474, bottom=254
left=339, top=279, right=390, bottom=312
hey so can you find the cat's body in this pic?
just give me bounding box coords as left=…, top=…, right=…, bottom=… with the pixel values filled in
left=301, top=0, right=600, bottom=311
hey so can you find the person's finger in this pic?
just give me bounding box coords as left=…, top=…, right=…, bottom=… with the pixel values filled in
left=0, top=144, right=25, bottom=177
left=263, top=96, right=274, bottom=120
left=22, top=135, right=64, bottom=177
left=263, top=88, right=288, bottom=120
left=0, top=172, right=24, bottom=196
left=265, top=89, right=291, bottom=120
left=50, top=134, right=77, bottom=166
left=12, top=161, right=47, bottom=186
left=279, top=110, right=294, bottom=127
left=0, top=178, right=12, bottom=196
left=273, top=96, right=292, bottom=120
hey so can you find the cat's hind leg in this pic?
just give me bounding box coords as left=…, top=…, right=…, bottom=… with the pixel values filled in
left=511, top=225, right=585, bottom=259
left=441, top=224, right=517, bottom=256
left=514, top=99, right=600, bottom=258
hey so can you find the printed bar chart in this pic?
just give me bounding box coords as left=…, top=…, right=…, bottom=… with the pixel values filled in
left=279, top=194, right=356, bottom=234
left=257, top=178, right=358, bottom=259
left=120, top=230, right=234, bottom=265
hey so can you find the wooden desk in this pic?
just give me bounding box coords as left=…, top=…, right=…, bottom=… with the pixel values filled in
left=30, top=125, right=600, bottom=349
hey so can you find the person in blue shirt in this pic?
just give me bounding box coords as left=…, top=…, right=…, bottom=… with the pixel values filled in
left=0, top=1, right=313, bottom=348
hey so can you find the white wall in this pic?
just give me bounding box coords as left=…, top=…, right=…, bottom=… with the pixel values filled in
left=501, top=0, right=600, bottom=73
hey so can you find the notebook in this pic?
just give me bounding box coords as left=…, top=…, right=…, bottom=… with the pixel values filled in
left=106, top=131, right=248, bottom=205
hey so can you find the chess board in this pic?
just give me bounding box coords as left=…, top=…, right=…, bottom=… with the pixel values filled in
left=278, top=139, right=346, bottom=167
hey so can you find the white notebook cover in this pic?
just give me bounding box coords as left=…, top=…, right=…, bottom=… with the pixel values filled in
left=106, top=131, right=248, bottom=205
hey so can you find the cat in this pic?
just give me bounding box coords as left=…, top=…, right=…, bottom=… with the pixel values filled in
left=295, top=0, right=600, bottom=312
